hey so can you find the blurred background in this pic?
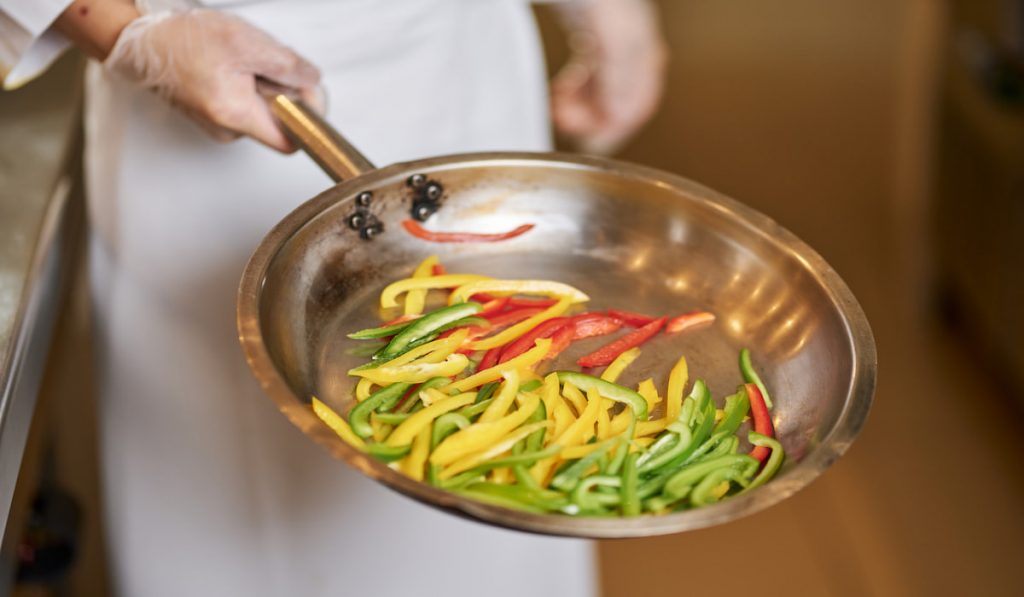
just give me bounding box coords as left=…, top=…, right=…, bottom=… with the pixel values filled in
left=2, top=0, right=1022, bottom=595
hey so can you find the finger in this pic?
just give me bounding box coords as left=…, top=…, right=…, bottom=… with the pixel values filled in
left=301, top=84, right=328, bottom=116
left=232, top=94, right=296, bottom=153
left=258, top=44, right=321, bottom=91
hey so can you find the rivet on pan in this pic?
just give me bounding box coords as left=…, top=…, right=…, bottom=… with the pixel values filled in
left=412, top=202, right=436, bottom=222
left=407, top=173, right=427, bottom=188
left=348, top=213, right=366, bottom=230
left=356, top=191, right=373, bottom=207
left=424, top=182, right=443, bottom=201
left=361, top=222, right=384, bottom=240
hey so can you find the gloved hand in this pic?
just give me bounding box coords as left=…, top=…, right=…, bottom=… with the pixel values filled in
left=105, top=9, right=323, bottom=152
left=551, top=0, right=668, bottom=154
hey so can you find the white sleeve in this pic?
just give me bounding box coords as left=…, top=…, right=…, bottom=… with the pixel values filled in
left=0, top=0, right=74, bottom=90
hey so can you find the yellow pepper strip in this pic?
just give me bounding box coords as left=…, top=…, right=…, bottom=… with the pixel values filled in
left=479, top=369, right=520, bottom=423
left=551, top=400, right=576, bottom=442
left=665, top=356, right=688, bottom=422
left=715, top=409, right=726, bottom=424
left=311, top=397, right=365, bottom=450
left=468, top=298, right=570, bottom=350
left=355, top=378, right=376, bottom=402
left=541, top=374, right=571, bottom=442
left=561, top=442, right=604, bottom=460
left=530, top=384, right=603, bottom=484
left=386, top=392, right=476, bottom=447
left=368, top=329, right=469, bottom=372
left=403, top=255, right=439, bottom=316
left=400, top=426, right=432, bottom=481
left=636, top=418, right=672, bottom=437
left=630, top=436, right=656, bottom=452
left=446, top=339, right=551, bottom=394
left=439, top=420, right=551, bottom=480
left=596, top=407, right=612, bottom=440
left=491, top=468, right=514, bottom=484
left=431, top=392, right=540, bottom=466
left=381, top=274, right=491, bottom=309
left=607, top=409, right=632, bottom=437
left=581, top=388, right=601, bottom=444
left=352, top=353, right=469, bottom=385
left=637, top=378, right=663, bottom=414
left=561, top=382, right=587, bottom=416
left=601, top=348, right=642, bottom=383
left=370, top=415, right=392, bottom=443
left=448, top=279, right=589, bottom=306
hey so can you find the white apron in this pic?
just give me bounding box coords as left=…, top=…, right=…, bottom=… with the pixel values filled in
left=84, top=1, right=595, bottom=595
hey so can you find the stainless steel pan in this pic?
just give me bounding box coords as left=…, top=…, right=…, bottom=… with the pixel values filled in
left=237, top=94, right=876, bottom=538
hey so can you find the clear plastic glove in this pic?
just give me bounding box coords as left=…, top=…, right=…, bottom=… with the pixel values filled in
left=551, top=0, right=668, bottom=154
left=105, top=9, right=322, bottom=152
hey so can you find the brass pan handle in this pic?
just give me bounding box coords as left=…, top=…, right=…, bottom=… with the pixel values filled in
left=258, top=78, right=375, bottom=182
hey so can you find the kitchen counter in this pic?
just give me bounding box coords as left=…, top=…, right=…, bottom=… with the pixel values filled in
left=0, top=53, right=83, bottom=558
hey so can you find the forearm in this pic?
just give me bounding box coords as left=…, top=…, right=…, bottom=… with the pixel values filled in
left=52, top=0, right=139, bottom=60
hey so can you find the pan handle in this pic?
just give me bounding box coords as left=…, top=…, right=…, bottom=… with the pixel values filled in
left=259, top=79, right=375, bottom=182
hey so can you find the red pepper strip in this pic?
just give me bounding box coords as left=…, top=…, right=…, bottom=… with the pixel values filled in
left=546, top=325, right=575, bottom=359
left=481, top=307, right=544, bottom=326
left=390, top=384, right=421, bottom=413
left=745, top=383, right=775, bottom=463
left=380, top=313, right=420, bottom=328
left=478, top=347, right=503, bottom=370
left=477, top=297, right=510, bottom=317
left=572, top=313, right=623, bottom=340
left=666, top=311, right=716, bottom=334
left=432, top=264, right=447, bottom=276
left=507, top=297, right=558, bottom=308
left=607, top=309, right=657, bottom=327
left=402, top=220, right=535, bottom=243
left=577, top=317, right=667, bottom=368
left=471, top=292, right=498, bottom=303
left=497, top=317, right=572, bottom=364
left=439, top=325, right=490, bottom=342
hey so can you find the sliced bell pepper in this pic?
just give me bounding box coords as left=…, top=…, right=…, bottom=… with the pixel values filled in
left=377, top=303, right=482, bottom=360
left=393, top=376, right=450, bottom=413
left=712, top=390, right=750, bottom=436
left=400, top=426, right=432, bottom=481
left=348, top=317, right=419, bottom=340
left=477, top=297, right=510, bottom=317
left=497, top=317, right=572, bottom=363
left=468, top=299, right=570, bottom=351
left=620, top=452, right=641, bottom=516
left=403, top=255, right=440, bottom=316
left=571, top=475, right=622, bottom=512
left=666, top=310, right=716, bottom=334
left=746, top=383, right=775, bottom=462
left=402, top=219, right=535, bottom=243
left=572, top=313, right=624, bottom=340
left=477, top=347, right=502, bottom=371
left=600, top=347, right=641, bottom=384
left=690, top=466, right=747, bottom=507
left=311, top=397, right=366, bottom=450
left=478, top=370, right=521, bottom=423
left=546, top=324, right=575, bottom=359
left=446, top=339, right=552, bottom=394
left=577, top=317, right=667, bottom=368
left=380, top=274, right=491, bottom=309
left=608, top=309, right=656, bottom=327
left=550, top=439, right=617, bottom=492
left=449, top=280, right=589, bottom=306
left=352, top=353, right=469, bottom=385
left=554, top=371, right=649, bottom=420
left=740, top=348, right=774, bottom=409
left=386, top=391, right=477, bottom=447
left=348, top=382, right=412, bottom=438
left=437, top=417, right=548, bottom=479
left=664, top=355, right=688, bottom=423
left=431, top=264, right=447, bottom=276
left=481, top=306, right=544, bottom=325
left=744, top=432, right=785, bottom=490
left=354, top=329, right=468, bottom=371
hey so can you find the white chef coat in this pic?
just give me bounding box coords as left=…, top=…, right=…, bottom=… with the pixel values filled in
left=2, top=1, right=596, bottom=596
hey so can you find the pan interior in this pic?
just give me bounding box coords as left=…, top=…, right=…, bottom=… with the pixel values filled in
left=246, top=155, right=870, bottom=536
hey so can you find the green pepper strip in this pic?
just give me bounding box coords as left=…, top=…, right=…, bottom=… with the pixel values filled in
left=621, top=452, right=641, bottom=516
left=555, top=371, right=649, bottom=420
left=377, top=302, right=482, bottom=361
left=366, top=443, right=411, bottom=462
left=742, top=432, right=785, bottom=491
left=685, top=431, right=735, bottom=464
left=550, top=439, right=617, bottom=492
left=690, top=466, right=749, bottom=507
left=662, top=399, right=716, bottom=470
left=571, top=476, right=622, bottom=511
left=685, top=379, right=712, bottom=427
left=457, top=397, right=493, bottom=419
left=396, top=377, right=450, bottom=414
left=519, top=379, right=543, bottom=393
left=513, top=401, right=548, bottom=490
left=604, top=412, right=636, bottom=476
left=373, top=412, right=410, bottom=425
left=713, top=390, right=750, bottom=436
left=348, top=319, right=417, bottom=340
left=346, top=341, right=387, bottom=357
left=348, top=383, right=411, bottom=438
left=426, top=412, right=472, bottom=486
left=662, top=454, right=758, bottom=501
left=638, top=422, right=694, bottom=474
left=739, top=348, right=773, bottom=409
left=457, top=482, right=569, bottom=513
left=441, top=446, right=561, bottom=489
left=474, top=382, right=500, bottom=404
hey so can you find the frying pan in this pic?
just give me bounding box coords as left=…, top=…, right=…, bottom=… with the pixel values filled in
left=236, top=93, right=876, bottom=538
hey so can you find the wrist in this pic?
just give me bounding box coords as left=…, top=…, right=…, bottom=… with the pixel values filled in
left=54, top=0, right=141, bottom=61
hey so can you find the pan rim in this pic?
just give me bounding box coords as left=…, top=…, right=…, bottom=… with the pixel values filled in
left=237, top=151, right=876, bottom=538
